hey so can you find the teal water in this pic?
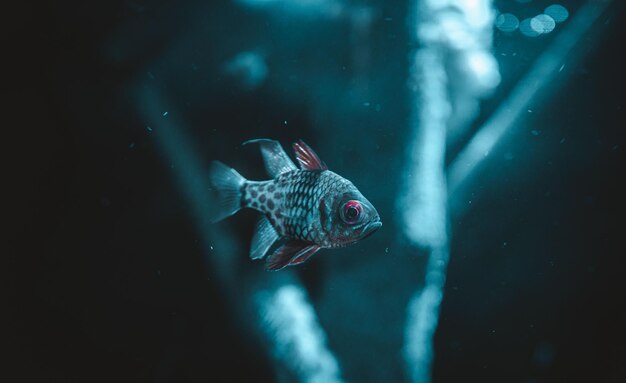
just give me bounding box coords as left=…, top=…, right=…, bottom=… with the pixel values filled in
left=5, top=1, right=625, bottom=382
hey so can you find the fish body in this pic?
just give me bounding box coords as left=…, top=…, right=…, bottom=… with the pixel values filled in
left=209, top=139, right=381, bottom=270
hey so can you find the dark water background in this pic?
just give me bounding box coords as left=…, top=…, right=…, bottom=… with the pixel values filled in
left=5, top=1, right=625, bottom=382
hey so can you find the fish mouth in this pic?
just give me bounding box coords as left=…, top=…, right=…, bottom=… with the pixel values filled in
left=360, top=220, right=382, bottom=240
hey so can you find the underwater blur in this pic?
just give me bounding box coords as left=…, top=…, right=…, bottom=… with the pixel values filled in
left=5, top=0, right=625, bottom=382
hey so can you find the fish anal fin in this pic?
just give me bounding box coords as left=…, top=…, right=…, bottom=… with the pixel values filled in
left=250, top=216, right=280, bottom=260
left=265, top=241, right=319, bottom=271
left=292, top=140, right=328, bottom=171
left=243, top=139, right=297, bottom=178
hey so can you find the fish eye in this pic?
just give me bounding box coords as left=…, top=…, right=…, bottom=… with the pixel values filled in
left=341, top=200, right=363, bottom=225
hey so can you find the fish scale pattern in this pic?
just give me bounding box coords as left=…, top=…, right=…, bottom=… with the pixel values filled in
left=242, top=169, right=352, bottom=247
left=284, top=171, right=321, bottom=241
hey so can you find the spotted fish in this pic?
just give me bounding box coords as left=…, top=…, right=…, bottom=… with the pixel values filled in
left=209, top=139, right=381, bottom=271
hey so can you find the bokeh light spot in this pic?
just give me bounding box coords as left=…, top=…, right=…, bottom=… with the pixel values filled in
left=531, top=14, right=556, bottom=34
left=519, top=18, right=541, bottom=37
left=545, top=4, right=569, bottom=23
left=495, top=13, right=520, bottom=32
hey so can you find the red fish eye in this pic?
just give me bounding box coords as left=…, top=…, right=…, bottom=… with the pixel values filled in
left=342, top=200, right=363, bottom=224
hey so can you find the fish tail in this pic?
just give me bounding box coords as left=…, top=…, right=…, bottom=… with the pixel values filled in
left=208, top=161, right=246, bottom=223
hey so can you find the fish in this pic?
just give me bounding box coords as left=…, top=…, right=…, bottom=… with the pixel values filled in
left=208, top=139, right=382, bottom=271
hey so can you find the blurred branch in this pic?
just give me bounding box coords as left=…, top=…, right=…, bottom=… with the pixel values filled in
left=403, top=1, right=614, bottom=382
left=137, top=87, right=345, bottom=383
left=401, top=1, right=498, bottom=382
left=448, top=0, right=614, bottom=216
left=255, top=284, right=344, bottom=383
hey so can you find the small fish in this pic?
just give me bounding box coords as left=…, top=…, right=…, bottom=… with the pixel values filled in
left=209, top=139, right=382, bottom=271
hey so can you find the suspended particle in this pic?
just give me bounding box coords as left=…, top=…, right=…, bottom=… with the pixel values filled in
left=495, top=13, right=520, bottom=33
left=545, top=4, right=569, bottom=23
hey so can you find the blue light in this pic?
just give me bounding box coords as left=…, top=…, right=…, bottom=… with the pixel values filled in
left=531, top=14, right=556, bottom=34
left=545, top=4, right=569, bottom=23
left=448, top=0, right=614, bottom=212
left=236, top=0, right=344, bottom=18
left=520, top=17, right=541, bottom=37
left=464, top=50, right=501, bottom=91
left=402, top=1, right=500, bottom=382
left=495, top=13, right=520, bottom=33
left=255, top=285, right=345, bottom=383
left=223, top=52, right=268, bottom=90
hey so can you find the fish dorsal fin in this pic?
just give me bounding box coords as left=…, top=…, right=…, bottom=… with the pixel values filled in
left=292, top=140, right=328, bottom=171
left=250, top=216, right=280, bottom=260
left=265, top=240, right=320, bottom=271
left=243, top=139, right=297, bottom=178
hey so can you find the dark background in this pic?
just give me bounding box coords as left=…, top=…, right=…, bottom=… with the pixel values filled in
left=5, top=1, right=625, bottom=382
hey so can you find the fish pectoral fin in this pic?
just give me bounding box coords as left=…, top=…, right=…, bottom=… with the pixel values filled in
left=243, top=139, right=297, bottom=178
left=292, top=139, right=328, bottom=171
left=250, top=216, right=280, bottom=260
left=265, top=241, right=320, bottom=271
